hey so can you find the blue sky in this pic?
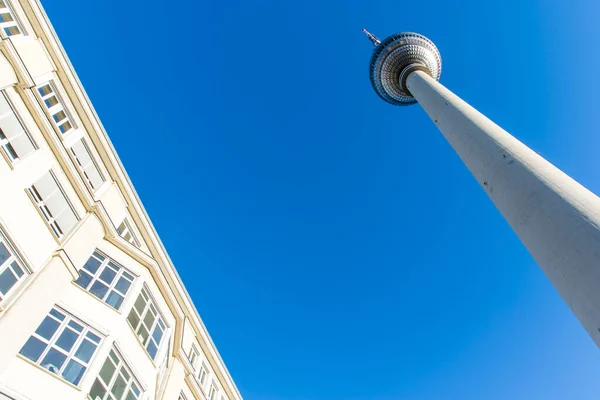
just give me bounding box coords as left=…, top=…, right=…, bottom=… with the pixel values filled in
left=43, top=0, right=600, bottom=399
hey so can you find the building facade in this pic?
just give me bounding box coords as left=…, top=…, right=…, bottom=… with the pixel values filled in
left=0, top=1, right=242, bottom=399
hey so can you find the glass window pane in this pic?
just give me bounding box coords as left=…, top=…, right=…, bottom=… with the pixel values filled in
left=38, top=85, right=52, bottom=96
left=74, top=339, right=96, bottom=363
left=19, top=336, right=46, bottom=362
left=89, top=281, right=109, bottom=299
left=49, top=308, right=65, bottom=320
left=152, top=325, right=164, bottom=345
left=0, top=266, right=18, bottom=296
left=115, top=276, right=131, bottom=294
left=35, top=316, right=60, bottom=340
left=55, top=328, right=79, bottom=352
left=111, top=374, right=127, bottom=399
left=12, top=261, right=23, bottom=278
left=89, top=379, right=107, bottom=400
left=0, top=242, right=10, bottom=265
left=59, top=121, right=72, bottom=133
left=133, top=294, right=146, bottom=313
left=105, top=291, right=124, bottom=309
left=127, top=309, right=140, bottom=329
left=137, top=325, right=149, bottom=345
left=143, top=310, right=156, bottom=330
left=40, top=347, right=67, bottom=373
left=99, top=357, right=116, bottom=384
left=99, top=267, right=116, bottom=285
left=0, top=12, right=13, bottom=22
left=62, top=359, right=85, bottom=385
left=68, top=320, right=83, bottom=332
left=83, top=256, right=102, bottom=274
left=44, top=96, right=58, bottom=108
left=87, top=332, right=101, bottom=344
left=52, top=110, right=66, bottom=123
left=74, top=270, right=93, bottom=289
left=122, top=271, right=134, bottom=281
left=147, top=340, right=158, bottom=359
left=4, top=25, right=20, bottom=36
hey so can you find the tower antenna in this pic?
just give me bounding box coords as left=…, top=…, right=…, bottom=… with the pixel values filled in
left=362, top=28, right=381, bottom=46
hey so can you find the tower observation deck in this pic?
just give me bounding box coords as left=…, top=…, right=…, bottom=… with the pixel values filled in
left=364, top=29, right=600, bottom=349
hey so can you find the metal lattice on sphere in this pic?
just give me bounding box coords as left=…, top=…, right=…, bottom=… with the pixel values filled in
left=365, top=31, right=442, bottom=106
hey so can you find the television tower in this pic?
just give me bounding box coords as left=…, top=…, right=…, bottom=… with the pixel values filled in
left=364, top=30, right=600, bottom=347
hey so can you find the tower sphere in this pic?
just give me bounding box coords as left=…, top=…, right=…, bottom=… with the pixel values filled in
left=368, top=32, right=442, bottom=106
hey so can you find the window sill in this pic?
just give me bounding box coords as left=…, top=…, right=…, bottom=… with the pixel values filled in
left=15, top=353, right=83, bottom=391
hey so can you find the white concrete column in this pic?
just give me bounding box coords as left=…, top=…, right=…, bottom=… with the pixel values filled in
left=406, top=69, right=600, bottom=346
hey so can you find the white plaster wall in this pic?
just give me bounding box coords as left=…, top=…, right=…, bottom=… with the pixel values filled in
left=8, top=35, right=55, bottom=83
left=0, top=53, right=17, bottom=90
left=98, top=182, right=127, bottom=228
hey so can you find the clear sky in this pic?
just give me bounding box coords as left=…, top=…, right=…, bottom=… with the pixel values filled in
left=42, top=0, right=600, bottom=399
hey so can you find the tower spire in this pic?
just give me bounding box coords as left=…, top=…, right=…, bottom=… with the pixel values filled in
left=362, top=28, right=381, bottom=46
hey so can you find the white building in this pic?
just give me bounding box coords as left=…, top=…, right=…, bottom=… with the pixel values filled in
left=0, top=1, right=242, bottom=399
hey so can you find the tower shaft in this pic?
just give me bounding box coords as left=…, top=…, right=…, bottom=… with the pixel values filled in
left=406, top=70, right=600, bottom=345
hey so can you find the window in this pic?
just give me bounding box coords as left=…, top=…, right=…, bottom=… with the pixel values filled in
left=70, top=138, right=104, bottom=191
left=198, top=364, right=208, bottom=385
left=0, top=91, right=35, bottom=163
left=74, top=251, right=135, bottom=310
left=29, top=171, right=78, bottom=239
left=117, top=218, right=139, bottom=248
left=0, top=0, right=22, bottom=36
left=0, top=233, right=26, bottom=302
left=188, top=346, right=198, bottom=369
left=127, top=287, right=167, bottom=360
left=178, top=393, right=187, bottom=400
left=36, top=82, right=75, bottom=134
left=19, top=307, right=102, bottom=386
left=89, top=348, right=143, bottom=400
left=208, top=384, right=218, bottom=400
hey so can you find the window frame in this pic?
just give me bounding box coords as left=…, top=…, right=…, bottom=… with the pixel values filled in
left=35, top=81, right=76, bottom=135
left=0, top=230, right=28, bottom=305
left=0, top=90, right=37, bottom=165
left=117, top=217, right=140, bottom=248
left=208, top=383, right=218, bottom=400
left=74, top=250, right=136, bottom=311
left=88, top=346, right=144, bottom=400
left=187, top=345, right=199, bottom=370
left=0, top=0, right=24, bottom=37
left=126, top=286, right=169, bottom=361
left=27, top=170, right=79, bottom=240
left=198, top=363, right=208, bottom=386
left=69, top=138, right=105, bottom=192
left=18, top=306, right=103, bottom=386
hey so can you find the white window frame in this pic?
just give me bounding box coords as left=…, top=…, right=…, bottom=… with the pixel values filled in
left=0, top=127, right=17, bottom=162
left=69, top=138, right=105, bottom=191
left=0, top=231, right=28, bottom=304
left=208, top=383, right=218, bottom=400
left=36, top=81, right=76, bottom=135
left=28, top=171, right=78, bottom=240
left=198, top=363, right=208, bottom=386
left=74, top=251, right=135, bottom=311
left=88, top=347, right=143, bottom=400
left=0, top=91, right=36, bottom=164
left=127, top=286, right=169, bottom=361
left=188, top=345, right=199, bottom=370
left=117, top=217, right=140, bottom=248
left=18, top=306, right=103, bottom=386
left=0, top=0, right=23, bottom=37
